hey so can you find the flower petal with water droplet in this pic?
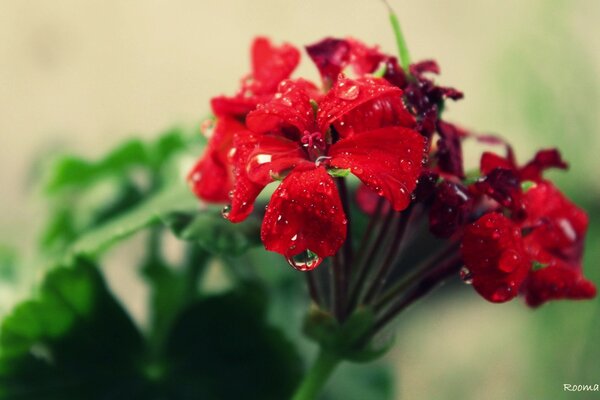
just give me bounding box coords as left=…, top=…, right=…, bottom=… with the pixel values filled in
left=329, top=127, right=425, bottom=211
left=261, top=166, right=347, bottom=260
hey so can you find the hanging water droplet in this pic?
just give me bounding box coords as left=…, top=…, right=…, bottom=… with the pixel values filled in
left=221, top=204, right=232, bottom=218
left=286, top=249, right=322, bottom=271
left=337, top=84, right=360, bottom=100
left=459, top=266, right=473, bottom=284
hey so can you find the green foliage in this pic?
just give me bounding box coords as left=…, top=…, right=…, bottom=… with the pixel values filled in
left=44, top=129, right=188, bottom=194
left=0, top=259, right=303, bottom=400
left=164, top=211, right=262, bottom=256
left=162, top=287, right=303, bottom=400
left=39, top=128, right=195, bottom=255
left=0, top=258, right=146, bottom=399
left=304, top=306, right=393, bottom=363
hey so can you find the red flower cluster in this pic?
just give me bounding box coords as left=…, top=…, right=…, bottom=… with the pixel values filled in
left=461, top=150, right=595, bottom=306
left=189, top=36, right=595, bottom=307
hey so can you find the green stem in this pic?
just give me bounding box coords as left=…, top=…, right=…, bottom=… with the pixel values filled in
left=385, top=1, right=411, bottom=70
left=292, top=350, right=341, bottom=400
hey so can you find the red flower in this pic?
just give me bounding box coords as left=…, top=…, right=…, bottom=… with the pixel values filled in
left=226, top=77, right=425, bottom=268
left=461, top=212, right=529, bottom=302
left=188, top=37, right=300, bottom=202
left=461, top=182, right=596, bottom=306
left=305, top=37, right=401, bottom=87
left=521, top=182, right=595, bottom=307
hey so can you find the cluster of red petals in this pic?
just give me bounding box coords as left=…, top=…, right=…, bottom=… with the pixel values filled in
left=227, top=76, right=424, bottom=262
left=188, top=38, right=300, bottom=202
left=188, top=35, right=595, bottom=307
left=460, top=150, right=595, bottom=306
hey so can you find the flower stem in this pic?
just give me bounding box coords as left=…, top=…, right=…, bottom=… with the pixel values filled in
left=291, top=350, right=340, bottom=400
left=382, top=0, right=411, bottom=71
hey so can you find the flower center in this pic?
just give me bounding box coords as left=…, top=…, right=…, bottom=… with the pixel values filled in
left=301, top=130, right=327, bottom=161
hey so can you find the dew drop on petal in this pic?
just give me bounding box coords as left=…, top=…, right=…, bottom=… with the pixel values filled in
left=286, top=249, right=322, bottom=271
left=190, top=171, right=201, bottom=182
left=459, top=266, right=473, bottom=284
left=221, top=204, right=231, bottom=219
left=337, top=84, right=360, bottom=100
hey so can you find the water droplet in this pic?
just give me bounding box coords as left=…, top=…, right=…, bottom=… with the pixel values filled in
left=190, top=172, right=201, bottom=182
left=315, top=156, right=331, bottom=167
left=459, top=266, right=473, bottom=284
left=221, top=205, right=231, bottom=218
left=399, top=159, right=413, bottom=171
left=228, top=190, right=234, bottom=200
left=281, top=97, right=293, bottom=106
left=337, top=84, right=359, bottom=100
left=291, top=234, right=298, bottom=241
left=286, top=249, right=322, bottom=271
left=498, top=249, right=521, bottom=273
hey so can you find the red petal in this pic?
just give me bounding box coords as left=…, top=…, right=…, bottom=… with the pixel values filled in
left=525, top=266, right=596, bottom=307
left=227, top=132, right=267, bottom=222
left=346, top=38, right=386, bottom=76
left=461, top=212, right=530, bottom=303
left=519, top=148, right=568, bottom=182
left=210, top=95, right=262, bottom=118
left=188, top=154, right=230, bottom=202
left=436, top=121, right=466, bottom=178
left=188, top=117, right=245, bottom=202
left=480, top=152, right=515, bottom=175
left=250, top=37, right=300, bottom=95
left=317, top=75, right=415, bottom=138
left=522, top=182, right=588, bottom=273
left=523, top=182, right=588, bottom=253
left=329, top=127, right=425, bottom=211
left=355, top=184, right=391, bottom=215
left=246, top=79, right=318, bottom=136
left=305, top=38, right=351, bottom=84
left=261, top=167, right=347, bottom=259
left=245, top=135, right=311, bottom=185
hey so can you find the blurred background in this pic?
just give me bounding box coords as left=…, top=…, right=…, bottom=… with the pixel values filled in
left=1, top=0, right=599, bottom=399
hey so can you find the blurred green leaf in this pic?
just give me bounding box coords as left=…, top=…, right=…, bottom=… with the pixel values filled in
left=323, top=361, right=394, bottom=400
left=164, top=210, right=262, bottom=256
left=162, top=286, right=303, bottom=400
left=0, top=258, right=146, bottom=399
left=0, top=246, right=18, bottom=283
left=44, top=129, right=187, bottom=194
left=66, top=183, right=198, bottom=258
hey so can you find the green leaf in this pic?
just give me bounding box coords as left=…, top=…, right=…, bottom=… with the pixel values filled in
left=0, top=258, right=146, bottom=399
left=303, top=306, right=390, bottom=363
left=66, top=183, right=198, bottom=258
left=162, top=286, right=303, bottom=400
left=44, top=129, right=188, bottom=194
left=164, top=210, right=262, bottom=256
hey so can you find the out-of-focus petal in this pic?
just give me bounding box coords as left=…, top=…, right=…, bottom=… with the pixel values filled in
left=461, top=212, right=530, bottom=303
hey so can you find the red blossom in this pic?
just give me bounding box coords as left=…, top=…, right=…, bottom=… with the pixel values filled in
left=461, top=181, right=596, bottom=306
left=189, top=37, right=301, bottom=203
left=461, top=213, right=530, bottom=302
left=227, top=77, right=425, bottom=262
